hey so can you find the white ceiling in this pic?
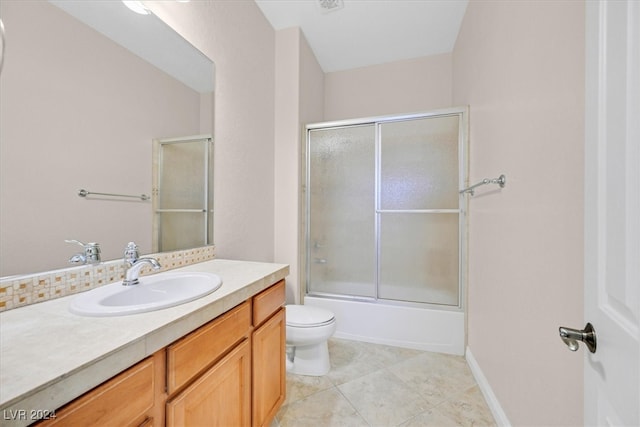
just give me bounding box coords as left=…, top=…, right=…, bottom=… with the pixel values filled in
left=254, top=0, right=469, bottom=73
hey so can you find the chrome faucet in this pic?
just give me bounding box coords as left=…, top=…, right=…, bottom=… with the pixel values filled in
left=123, top=258, right=161, bottom=286
left=122, top=242, right=161, bottom=286
left=66, top=240, right=101, bottom=265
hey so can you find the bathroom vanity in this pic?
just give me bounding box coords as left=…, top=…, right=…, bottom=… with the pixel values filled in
left=0, top=260, right=288, bottom=427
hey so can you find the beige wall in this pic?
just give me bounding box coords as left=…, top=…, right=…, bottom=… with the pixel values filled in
left=274, top=28, right=324, bottom=303
left=324, top=54, right=453, bottom=121
left=452, top=0, right=585, bottom=425
left=274, top=27, right=302, bottom=303
left=148, top=1, right=276, bottom=263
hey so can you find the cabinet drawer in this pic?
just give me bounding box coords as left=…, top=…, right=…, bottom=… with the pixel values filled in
left=166, top=301, right=251, bottom=394
left=252, top=280, right=285, bottom=327
left=37, top=355, right=157, bottom=427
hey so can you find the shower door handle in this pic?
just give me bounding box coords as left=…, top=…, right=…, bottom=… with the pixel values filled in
left=558, top=323, right=597, bottom=353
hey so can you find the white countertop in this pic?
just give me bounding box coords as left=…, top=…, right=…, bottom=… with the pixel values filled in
left=0, top=259, right=289, bottom=426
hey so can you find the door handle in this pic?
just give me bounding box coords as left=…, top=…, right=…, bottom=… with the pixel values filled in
left=558, top=323, right=597, bottom=353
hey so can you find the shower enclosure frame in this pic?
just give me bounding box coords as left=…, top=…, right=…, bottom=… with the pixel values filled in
left=302, top=107, right=469, bottom=312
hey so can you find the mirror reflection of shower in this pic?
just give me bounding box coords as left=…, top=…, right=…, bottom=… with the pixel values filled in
left=305, top=109, right=468, bottom=307
left=152, top=135, right=214, bottom=253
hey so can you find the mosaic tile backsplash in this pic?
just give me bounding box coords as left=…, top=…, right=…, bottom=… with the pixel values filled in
left=0, top=245, right=215, bottom=312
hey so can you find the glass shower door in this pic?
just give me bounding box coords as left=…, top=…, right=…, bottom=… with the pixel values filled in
left=305, top=109, right=466, bottom=307
left=378, top=115, right=461, bottom=305
left=307, top=124, right=377, bottom=298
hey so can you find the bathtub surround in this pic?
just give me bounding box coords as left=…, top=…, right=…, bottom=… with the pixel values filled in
left=0, top=246, right=215, bottom=312
left=302, top=108, right=468, bottom=354
left=305, top=296, right=465, bottom=355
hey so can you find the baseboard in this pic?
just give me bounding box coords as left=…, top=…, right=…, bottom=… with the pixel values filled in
left=465, top=346, right=511, bottom=427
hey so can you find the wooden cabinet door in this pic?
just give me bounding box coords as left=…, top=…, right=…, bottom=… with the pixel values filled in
left=36, top=352, right=163, bottom=427
left=166, top=339, right=251, bottom=427
left=252, top=307, right=286, bottom=427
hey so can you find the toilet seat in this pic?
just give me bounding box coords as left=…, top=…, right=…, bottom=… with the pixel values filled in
left=286, top=305, right=335, bottom=328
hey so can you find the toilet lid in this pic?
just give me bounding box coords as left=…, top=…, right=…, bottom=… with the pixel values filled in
left=286, top=305, right=335, bottom=327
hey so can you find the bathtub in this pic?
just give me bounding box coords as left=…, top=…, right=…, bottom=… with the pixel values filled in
left=304, top=294, right=465, bottom=355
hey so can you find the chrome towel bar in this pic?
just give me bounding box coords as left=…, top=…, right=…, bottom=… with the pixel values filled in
left=78, top=189, right=150, bottom=201
left=459, top=174, right=506, bottom=196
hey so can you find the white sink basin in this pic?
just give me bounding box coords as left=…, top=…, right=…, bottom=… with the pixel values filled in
left=69, top=272, right=222, bottom=316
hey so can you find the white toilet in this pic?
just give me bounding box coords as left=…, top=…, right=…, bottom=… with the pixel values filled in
left=285, top=304, right=336, bottom=376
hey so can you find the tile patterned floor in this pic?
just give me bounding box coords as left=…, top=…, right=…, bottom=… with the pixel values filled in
left=273, top=338, right=496, bottom=427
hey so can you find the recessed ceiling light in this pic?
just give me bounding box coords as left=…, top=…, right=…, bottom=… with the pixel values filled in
left=122, top=1, right=151, bottom=15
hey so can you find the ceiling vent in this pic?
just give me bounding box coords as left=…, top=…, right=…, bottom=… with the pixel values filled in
left=317, top=0, right=344, bottom=14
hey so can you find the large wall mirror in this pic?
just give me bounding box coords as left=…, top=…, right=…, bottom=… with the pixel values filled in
left=0, top=0, right=215, bottom=277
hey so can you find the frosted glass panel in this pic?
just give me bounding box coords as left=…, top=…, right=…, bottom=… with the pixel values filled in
left=380, top=116, right=459, bottom=210
left=379, top=213, right=459, bottom=305
left=307, top=125, right=376, bottom=297
left=158, top=212, right=206, bottom=251
left=159, top=141, right=206, bottom=210
left=154, top=137, right=212, bottom=253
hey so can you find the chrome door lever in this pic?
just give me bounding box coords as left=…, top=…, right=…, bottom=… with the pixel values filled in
left=558, top=323, right=597, bottom=353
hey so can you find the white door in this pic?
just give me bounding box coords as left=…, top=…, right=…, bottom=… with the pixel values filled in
left=581, top=1, right=639, bottom=425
